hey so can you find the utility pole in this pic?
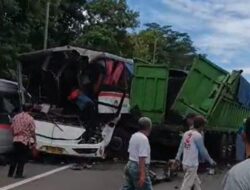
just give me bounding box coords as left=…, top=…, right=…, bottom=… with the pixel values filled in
left=44, top=1, right=50, bottom=49
left=152, top=38, right=158, bottom=64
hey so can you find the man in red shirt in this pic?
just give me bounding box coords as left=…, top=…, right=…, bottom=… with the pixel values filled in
left=8, top=104, right=36, bottom=178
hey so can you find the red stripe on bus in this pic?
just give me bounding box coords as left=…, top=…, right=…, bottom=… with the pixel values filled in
left=0, top=124, right=11, bottom=130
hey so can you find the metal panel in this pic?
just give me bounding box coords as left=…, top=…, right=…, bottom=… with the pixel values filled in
left=171, top=56, right=228, bottom=117
left=209, top=97, right=250, bottom=131
left=130, top=64, right=168, bottom=123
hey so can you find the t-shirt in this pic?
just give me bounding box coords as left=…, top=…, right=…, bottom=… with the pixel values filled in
left=128, top=132, right=151, bottom=164
left=223, top=159, right=250, bottom=190
left=12, top=112, right=36, bottom=146
left=182, top=129, right=213, bottom=167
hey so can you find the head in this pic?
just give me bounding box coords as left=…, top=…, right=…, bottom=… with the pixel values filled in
left=193, top=115, right=207, bottom=132
left=138, top=117, right=152, bottom=136
left=185, top=113, right=196, bottom=127
left=243, top=117, right=250, bottom=145
left=22, top=103, right=33, bottom=112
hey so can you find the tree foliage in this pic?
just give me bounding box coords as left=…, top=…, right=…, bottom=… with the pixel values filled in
left=0, top=0, right=197, bottom=80
left=73, top=0, right=139, bottom=55
left=131, top=23, right=196, bottom=69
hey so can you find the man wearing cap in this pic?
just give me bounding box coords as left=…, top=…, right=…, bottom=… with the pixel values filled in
left=121, top=117, right=153, bottom=190
left=223, top=117, right=250, bottom=190
left=180, top=116, right=216, bottom=190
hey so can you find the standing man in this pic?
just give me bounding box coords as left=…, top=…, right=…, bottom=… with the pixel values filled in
left=175, top=113, right=196, bottom=161
left=121, top=117, right=153, bottom=190
left=223, top=117, right=250, bottom=190
left=8, top=104, right=36, bottom=178
left=179, top=116, right=216, bottom=190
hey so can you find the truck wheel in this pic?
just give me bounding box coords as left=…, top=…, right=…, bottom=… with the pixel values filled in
left=109, top=136, right=123, bottom=151
left=108, top=127, right=131, bottom=159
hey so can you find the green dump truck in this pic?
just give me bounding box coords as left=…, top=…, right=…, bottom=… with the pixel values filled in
left=129, top=56, right=250, bottom=160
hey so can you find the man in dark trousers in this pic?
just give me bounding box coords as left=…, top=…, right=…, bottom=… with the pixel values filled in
left=8, top=104, right=36, bottom=178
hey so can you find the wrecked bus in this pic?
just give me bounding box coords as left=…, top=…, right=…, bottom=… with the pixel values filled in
left=18, top=46, right=133, bottom=158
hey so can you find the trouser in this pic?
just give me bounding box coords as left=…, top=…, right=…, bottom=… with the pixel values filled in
left=121, top=161, right=153, bottom=190
left=8, top=142, right=29, bottom=177
left=81, top=103, right=97, bottom=142
left=180, top=165, right=201, bottom=190
left=236, top=133, right=245, bottom=162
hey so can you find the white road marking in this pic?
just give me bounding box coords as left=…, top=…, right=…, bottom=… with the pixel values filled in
left=0, top=164, right=71, bottom=190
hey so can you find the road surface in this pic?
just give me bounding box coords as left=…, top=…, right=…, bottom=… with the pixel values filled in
left=0, top=161, right=227, bottom=190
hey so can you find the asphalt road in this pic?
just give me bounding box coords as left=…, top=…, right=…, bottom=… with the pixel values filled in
left=0, top=162, right=227, bottom=190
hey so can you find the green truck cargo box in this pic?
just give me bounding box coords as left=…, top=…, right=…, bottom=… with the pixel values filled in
left=131, top=56, right=250, bottom=132
left=171, top=57, right=228, bottom=117
left=130, top=64, right=168, bottom=123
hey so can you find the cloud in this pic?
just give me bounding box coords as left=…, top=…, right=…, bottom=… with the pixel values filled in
left=158, top=0, right=250, bottom=67
left=128, top=0, right=250, bottom=79
left=241, top=68, right=250, bottom=76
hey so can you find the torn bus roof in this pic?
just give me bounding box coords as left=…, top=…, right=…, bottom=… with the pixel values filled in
left=19, top=45, right=134, bottom=65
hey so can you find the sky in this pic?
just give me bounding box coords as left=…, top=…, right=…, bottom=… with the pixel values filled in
left=127, top=0, right=250, bottom=79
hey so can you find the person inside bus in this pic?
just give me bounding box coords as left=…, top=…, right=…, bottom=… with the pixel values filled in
left=68, top=83, right=96, bottom=141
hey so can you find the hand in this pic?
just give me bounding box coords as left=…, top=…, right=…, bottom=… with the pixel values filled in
left=174, top=159, right=181, bottom=166
left=175, top=159, right=180, bottom=163
left=31, top=146, right=39, bottom=158
left=210, top=160, right=217, bottom=167
left=138, top=175, right=145, bottom=188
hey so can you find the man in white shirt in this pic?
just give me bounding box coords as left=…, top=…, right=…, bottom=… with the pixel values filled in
left=179, top=116, right=216, bottom=190
left=175, top=113, right=196, bottom=161
left=121, top=117, right=152, bottom=190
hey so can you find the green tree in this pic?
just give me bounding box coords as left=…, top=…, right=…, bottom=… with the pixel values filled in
left=0, top=0, right=49, bottom=78
left=132, top=23, right=196, bottom=69
left=0, top=0, right=138, bottom=79
left=73, top=0, right=139, bottom=55
left=0, top=1, right=196, bottom=80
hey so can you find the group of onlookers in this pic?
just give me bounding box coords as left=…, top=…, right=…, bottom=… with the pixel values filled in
left=121, top=114, right=250, bottom=190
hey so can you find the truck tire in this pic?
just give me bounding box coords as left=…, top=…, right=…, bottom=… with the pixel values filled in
left=109, top=136, right=123, bottom=152
left=107, top=127, right=131, bottom=159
